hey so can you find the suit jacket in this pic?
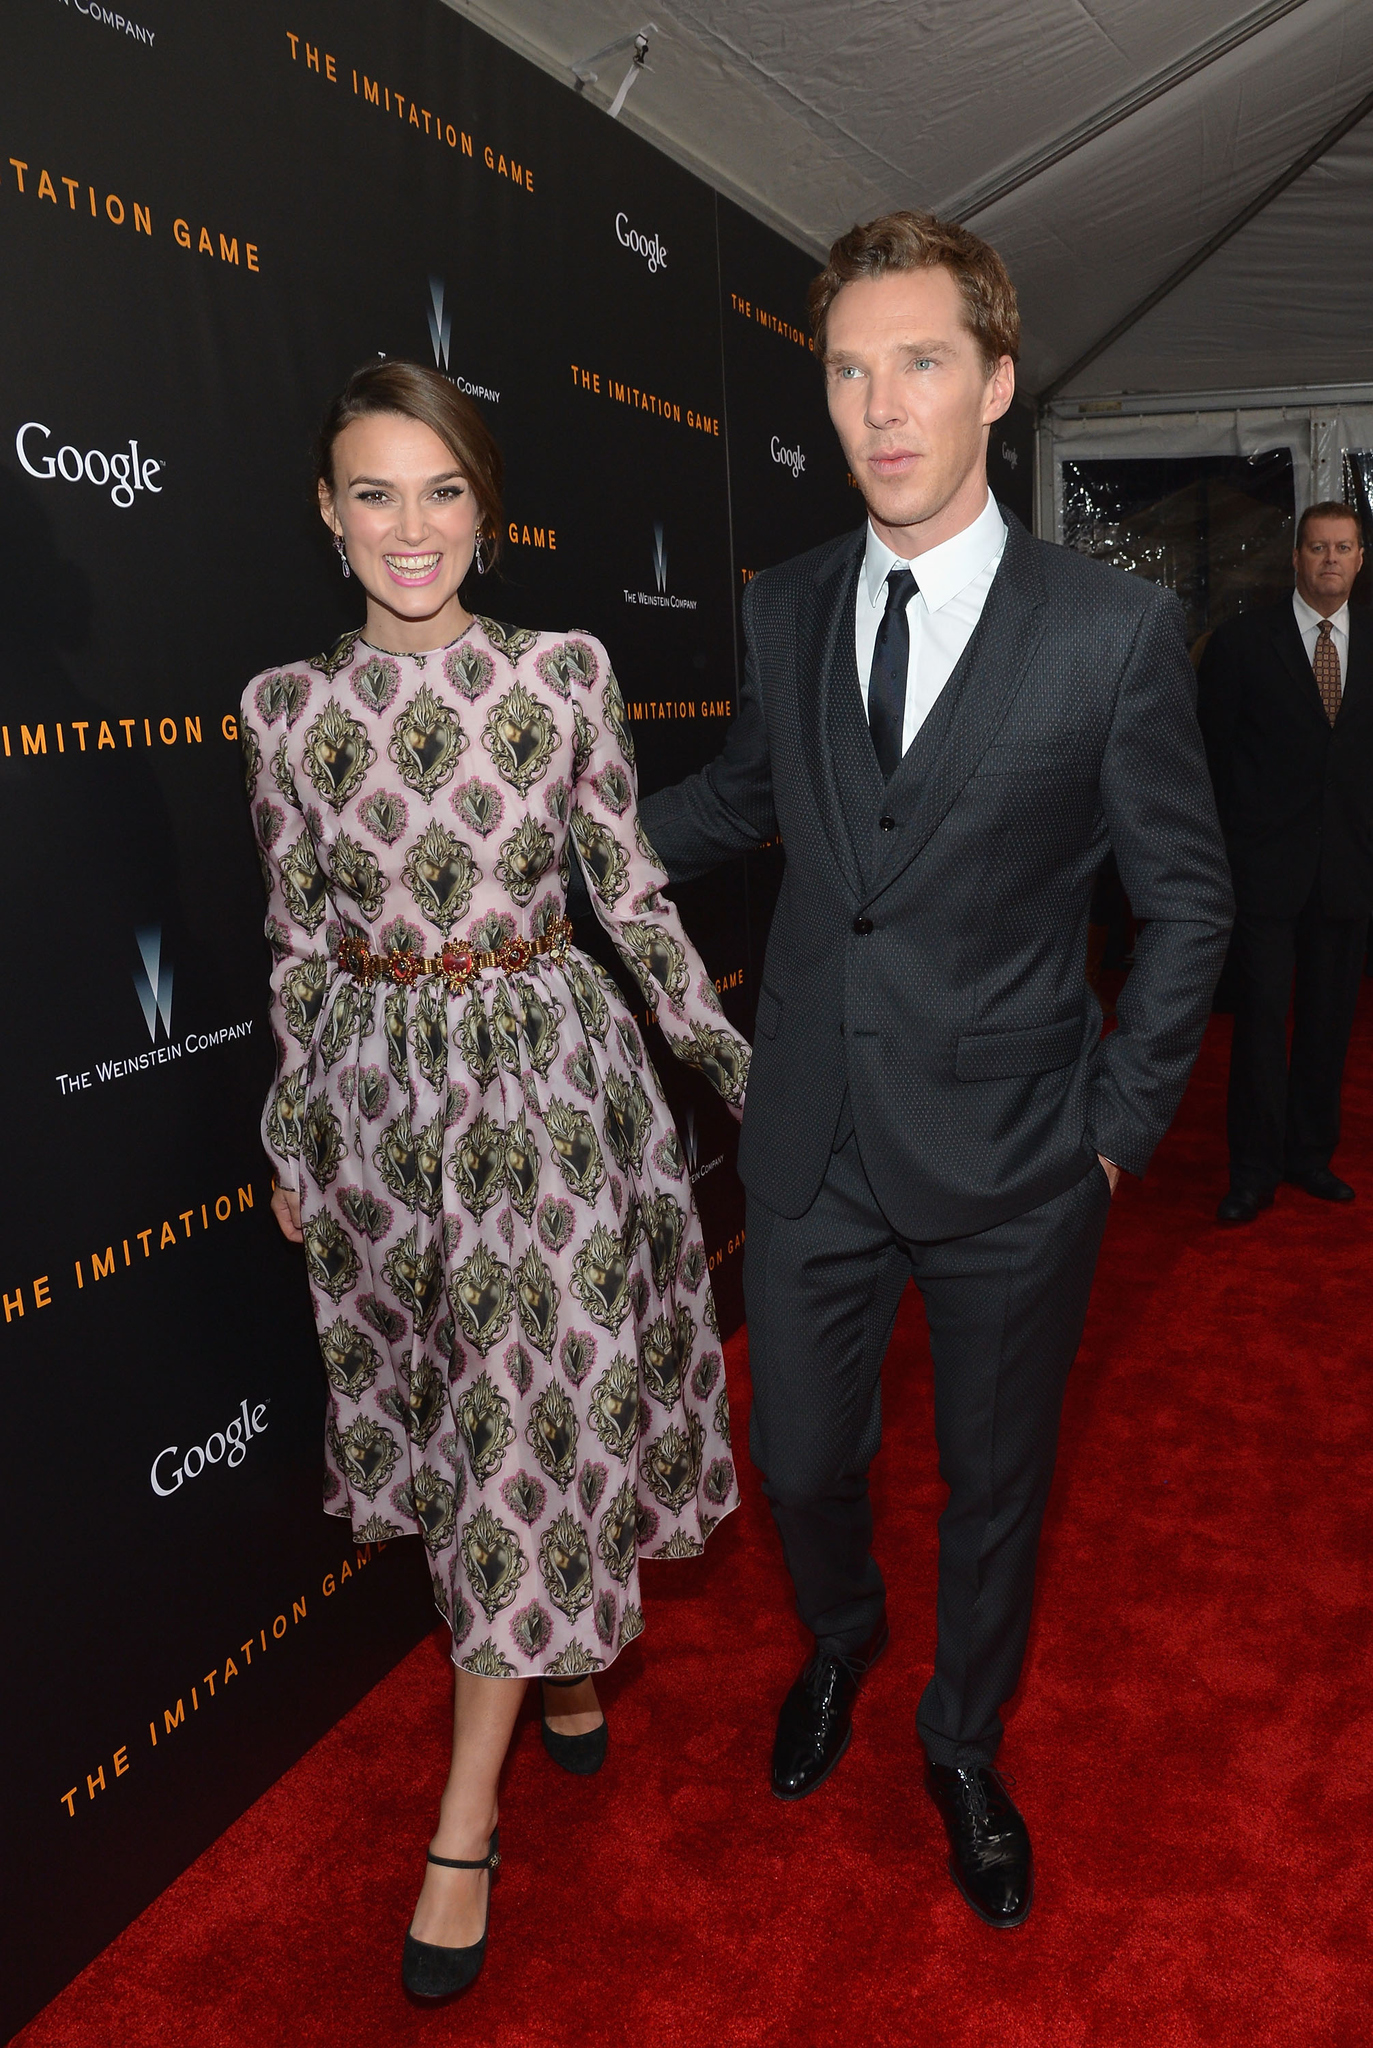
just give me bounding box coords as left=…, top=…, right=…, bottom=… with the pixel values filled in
left=641, top=512, right=1234, bottom=1237
left=1195, top=599, right=1373, bottom=919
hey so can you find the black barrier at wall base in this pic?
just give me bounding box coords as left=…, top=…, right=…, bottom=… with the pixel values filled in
left=3, top=3, right=872, bottom=2032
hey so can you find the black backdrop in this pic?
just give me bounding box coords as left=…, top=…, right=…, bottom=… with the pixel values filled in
left=0, top=5, right=1033, bottom=2033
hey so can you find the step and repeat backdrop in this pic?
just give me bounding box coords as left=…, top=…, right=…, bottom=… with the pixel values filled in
left=0, top=0, right=895, bottom=2032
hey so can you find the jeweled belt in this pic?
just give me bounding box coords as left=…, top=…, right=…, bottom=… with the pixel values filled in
left=336, top=916, right=573, bottom=992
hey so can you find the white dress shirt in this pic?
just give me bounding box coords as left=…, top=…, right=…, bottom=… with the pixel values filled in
left=1292, top=588, right=1349, bottom=690
left=855, top=492, right=1008, bottom=755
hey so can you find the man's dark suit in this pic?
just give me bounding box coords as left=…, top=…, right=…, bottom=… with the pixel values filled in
left=1197, top=601, right=1373, bottom=1191
left=643, top=511, right=1232, bottom=1765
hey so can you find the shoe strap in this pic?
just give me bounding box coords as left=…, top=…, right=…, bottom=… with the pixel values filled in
left=427, top=1839, right=500, bottom=1873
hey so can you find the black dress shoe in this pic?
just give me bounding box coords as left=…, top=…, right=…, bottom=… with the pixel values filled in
left=401, top=1829, right=500, bottom=2005
left=1216, top=1187, right=1273, bottom=1223
left=541, top=1676, right=608, bottom=1776
left=1285, top=1168, right=1355, bottom=1203
left=771, top=1615, right=888, bottom=1801
left=924, top=1762, right=1032, bottom=1928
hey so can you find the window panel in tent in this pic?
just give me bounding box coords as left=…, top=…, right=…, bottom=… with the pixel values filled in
left=1060, top=451, right=1296, bottom=652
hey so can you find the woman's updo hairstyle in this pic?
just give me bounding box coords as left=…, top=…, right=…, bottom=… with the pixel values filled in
left=316, top=358, right=504, bottom=572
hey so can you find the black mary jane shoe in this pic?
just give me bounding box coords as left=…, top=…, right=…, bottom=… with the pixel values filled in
left=401, top=1828, right=500, bottom=2006
left=541, top=1674, right=608, bottom=1776
left=771, top=1614, right=889, bottom=1801
left=924, top=1761, right=1033, bottom=1929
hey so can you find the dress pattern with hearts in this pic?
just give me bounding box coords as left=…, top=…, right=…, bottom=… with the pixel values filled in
left=242, top=618, right=748, bottom=1678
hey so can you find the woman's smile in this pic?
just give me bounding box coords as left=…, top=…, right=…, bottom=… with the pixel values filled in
left=383, top=550, right=443, bottom=586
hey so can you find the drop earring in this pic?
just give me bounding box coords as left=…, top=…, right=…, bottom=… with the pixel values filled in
left=334, top=531, right=351, bottom=578
left=473, top=530, right=488, bottom=576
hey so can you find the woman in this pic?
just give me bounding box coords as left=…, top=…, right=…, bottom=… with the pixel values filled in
left=241, top=360, right=749, bottom=2004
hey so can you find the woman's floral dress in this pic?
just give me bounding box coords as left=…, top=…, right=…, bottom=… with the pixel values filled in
left=241, top=618, right=750, bottom=1678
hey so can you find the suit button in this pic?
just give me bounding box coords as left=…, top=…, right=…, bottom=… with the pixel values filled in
left=852, top=915, right=873, bottom=935
left=879, top=816, right=896, bottom=831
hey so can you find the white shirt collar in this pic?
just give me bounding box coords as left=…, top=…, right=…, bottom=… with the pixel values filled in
left=1293, top=588, right=1349, bottom=638
left=862, top=491, right=1007, bottom=613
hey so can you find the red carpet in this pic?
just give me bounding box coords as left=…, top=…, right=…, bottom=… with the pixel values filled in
left=18, top=1000, right=1373, bottom=2048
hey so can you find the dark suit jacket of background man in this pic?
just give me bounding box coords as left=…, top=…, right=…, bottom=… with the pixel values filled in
left=642, top=511, right=1234, bottom=1235
left=1196, top=599, right=1373, bottom=919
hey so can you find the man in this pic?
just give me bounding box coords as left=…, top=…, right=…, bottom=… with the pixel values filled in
left=641, top=211, right=1232, bottom=1928
left=1198, top=503, right=1372, bottom=1223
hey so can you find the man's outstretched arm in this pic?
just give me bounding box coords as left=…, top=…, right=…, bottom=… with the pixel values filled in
left=640, top=604, right=776, bottom=884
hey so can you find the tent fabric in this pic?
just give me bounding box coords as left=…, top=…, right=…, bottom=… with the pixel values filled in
left=1055, top=122, right=1373, bottom=397
left=453, top=0, right=1373, bottom=400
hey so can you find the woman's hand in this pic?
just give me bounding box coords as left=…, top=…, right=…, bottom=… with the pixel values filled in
left=271, top=1185, right=304, bottom=1243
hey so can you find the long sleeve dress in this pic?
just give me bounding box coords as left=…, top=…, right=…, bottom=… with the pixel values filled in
left=241, top=618, right=750, bottom=1679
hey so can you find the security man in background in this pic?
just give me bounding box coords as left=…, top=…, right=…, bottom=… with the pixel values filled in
left=1198, top=501, right=1372, bottom=1223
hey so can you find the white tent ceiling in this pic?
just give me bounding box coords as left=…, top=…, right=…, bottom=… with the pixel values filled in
left=447, top=0, right=1373, bottom=402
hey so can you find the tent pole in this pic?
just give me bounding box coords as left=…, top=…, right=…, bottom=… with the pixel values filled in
left=951, top=0, right=1310, bottom=225
left=1039, top=82, right=1373, bottom=405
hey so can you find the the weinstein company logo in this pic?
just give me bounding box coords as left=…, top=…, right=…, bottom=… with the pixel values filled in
left=425, top=276, right=500, bottom=402
left=133, top=925, right=173, bottom=1042
left=427, top=275, right=451, bottom=370
left=54, top=926, right=253, bottom=1096
left=55, top=1, right=156, bottom=49
left=624, top=523, right=697, bottom=611
left=681, top=1104, right=723, bottom=1186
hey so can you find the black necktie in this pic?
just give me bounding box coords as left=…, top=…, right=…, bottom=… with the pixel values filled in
left=868, top=566, right=917, bottom=780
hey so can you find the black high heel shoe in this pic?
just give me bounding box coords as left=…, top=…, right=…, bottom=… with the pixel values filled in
left=541, top=1675, right=608, bottom=1776
left=401, top=1828, right=500, bottom=2005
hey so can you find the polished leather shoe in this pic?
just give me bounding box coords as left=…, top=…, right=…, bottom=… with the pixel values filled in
left=1216, top=1187, right=1273, bottom=1223
left=771, top=1616, right=889, bottom=1800
left=1285, top=1168, right=1355, bottom=1203
left=924, top=1761, right=1033, bottom=1928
